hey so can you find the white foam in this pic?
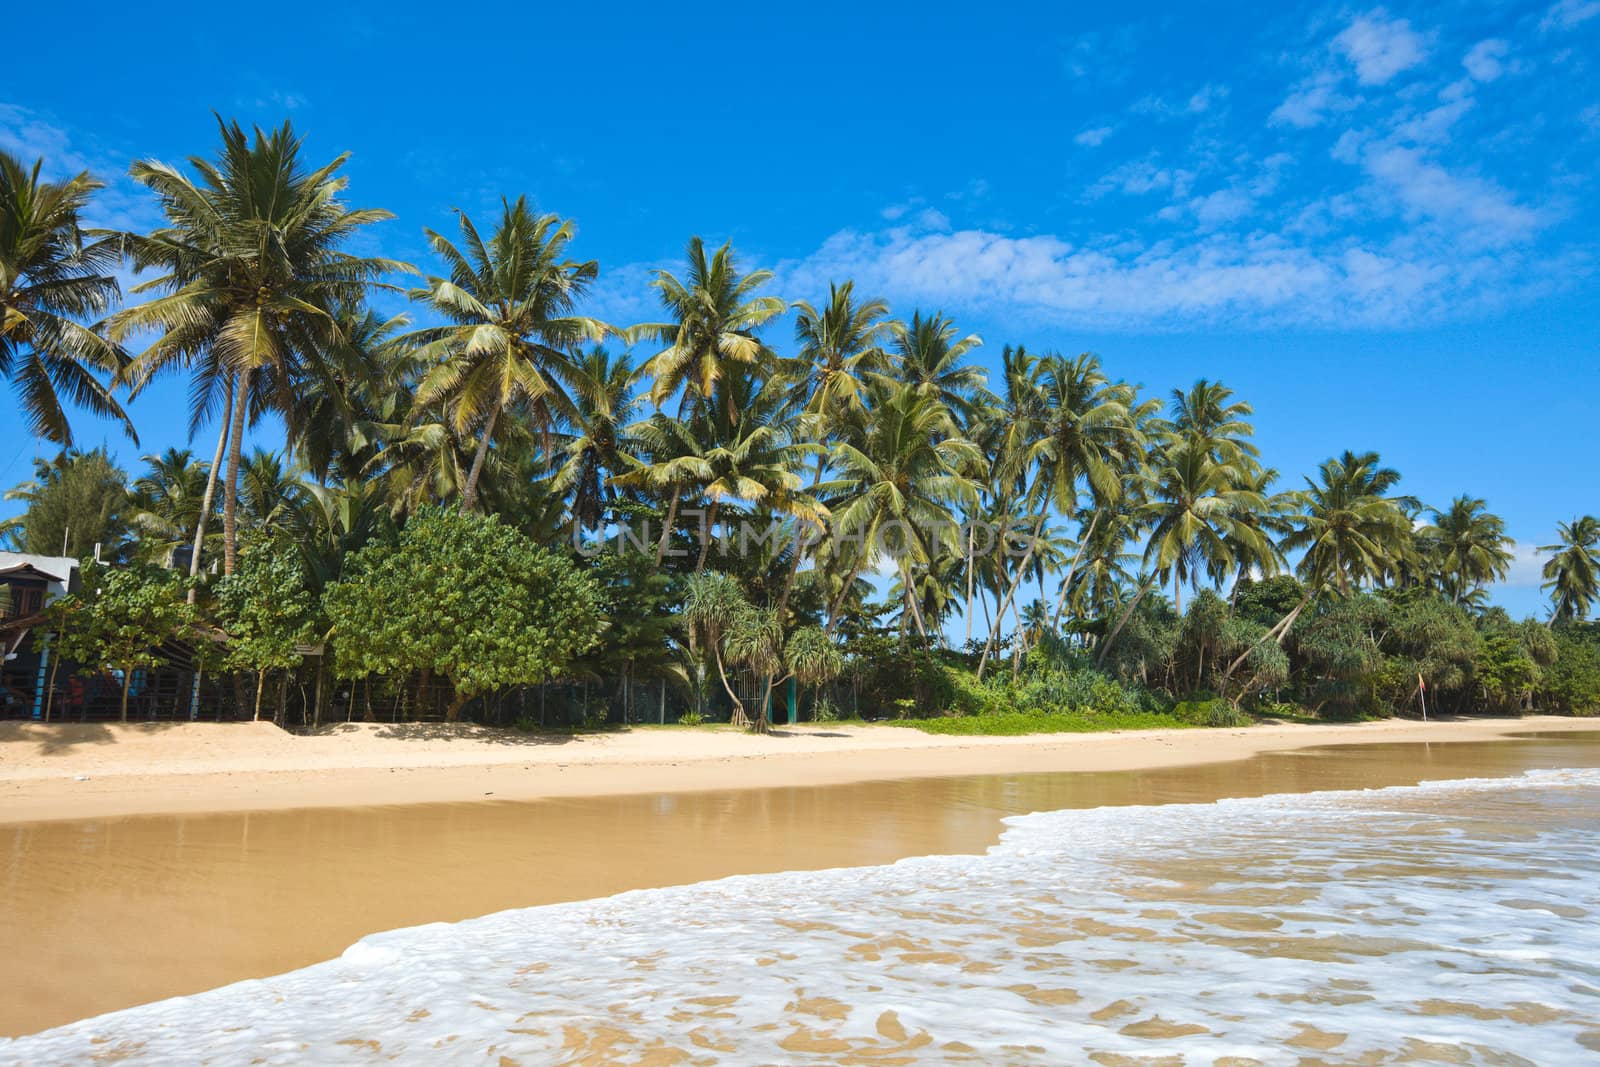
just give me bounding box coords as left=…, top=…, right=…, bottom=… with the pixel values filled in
left=6, top=769, right=1599, bottom=1065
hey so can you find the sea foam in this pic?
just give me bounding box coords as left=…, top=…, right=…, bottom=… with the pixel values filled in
left=5, top=769, right=1599, bottom=1065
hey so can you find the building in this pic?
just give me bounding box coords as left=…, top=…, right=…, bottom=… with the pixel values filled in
left=1, top=554, right=79, bottom=719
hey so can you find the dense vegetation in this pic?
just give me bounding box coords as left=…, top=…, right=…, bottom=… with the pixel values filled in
left=3, top=121, right=1597, bottom=730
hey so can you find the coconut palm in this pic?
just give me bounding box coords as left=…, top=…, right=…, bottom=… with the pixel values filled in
left=1419, top=496, right=1513, bottom=604
left=781, top=281, right=894, bottom=428
left=1539, top=516, right=1600, bottom=622
left=550, top=346, right=643, bottom=532
left=0, top=150, right=132, bottom=445
left=1218, top=449, right=1414, bottom=685
left=1139, top=442, right=1269, bottom=613
left=826, top=381, right=982, bottom=638
left=289, top=304, right=417, bottom=486
left=1167, top=378, right=1259, bottom=465
left=406, top=196, right=607, bottom=512
left=111, top=118, right=402, bottom=575
left=978, top=352, right=1149, bottom=677
left=1284, top=450, right=1416, bottom=596
left=128, top=448, right=212, bottom=566
left=882, top=310, right=988, bottom=421
left=634, top=236, right=785, bottom=422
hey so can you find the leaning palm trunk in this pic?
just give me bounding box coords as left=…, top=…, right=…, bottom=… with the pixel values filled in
left=221, top=367, right=250, bottom=576
left=1050, top=512, right=1100, bottom=629
left=1096, top=576, right=1156, bottom=669
left=899, top=559, right=930, bottom=640
left=1219, top=584, right=1317, bottom=690
left=188, top=380, right=233, bottom=603
left=977, top=508, right=1047, bottom=679
left=694, top=500, right=722, bottom=575
left=653, top=485, right=682, bottom=565
left=460, top=402, right=502, bottom=513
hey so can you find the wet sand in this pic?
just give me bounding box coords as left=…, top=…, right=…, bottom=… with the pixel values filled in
left=3, top=716, right=1593, bottom=823
left=2, top=729, right=1597, bottom=1038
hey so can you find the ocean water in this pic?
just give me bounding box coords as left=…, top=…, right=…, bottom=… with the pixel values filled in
left=6, top=769, right=1598, bottom=1065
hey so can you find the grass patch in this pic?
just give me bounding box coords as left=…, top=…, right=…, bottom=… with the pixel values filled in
left=890, top=709, right=1197, bottom=736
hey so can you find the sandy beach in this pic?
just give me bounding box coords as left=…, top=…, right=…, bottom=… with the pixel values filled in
left=2, top=715, right=1593, bottom=823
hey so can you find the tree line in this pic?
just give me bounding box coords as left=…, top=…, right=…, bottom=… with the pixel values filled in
left=3, top=119, right=1597, bottom=730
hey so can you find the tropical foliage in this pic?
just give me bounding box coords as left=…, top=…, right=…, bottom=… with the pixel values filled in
left=3, top=122, right=1595, bottom=729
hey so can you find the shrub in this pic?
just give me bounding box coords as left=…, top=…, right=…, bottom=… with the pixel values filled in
left=1174, top=698, right=1251, bottom=728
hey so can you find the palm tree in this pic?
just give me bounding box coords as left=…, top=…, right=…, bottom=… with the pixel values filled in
left=551, top=346, right=642, bottom=532
left=1218, top=449, right=1414, bottom=684
left=781, top=281, right=894, bottom=428
left=882, top=310, right=988, bottom=421
left=1539, top=516, right=1600, bottom=622
left=1167, top=379, right=1258, bottom=465
left=128, top=448, right=212, bottom=567
left=1420, top=496, right=1513, bottom=604
left=407, top=196, right=608, bottom=512
left=634, top=237, right=785, bottom=423
left=978, top=352, right=1148, bottom=677
left=1284, top=450, right=1416, bottom=596
left=826, top=381, right=982, bottom=638
left=111, top=118, right=401, bottom=575
left=1139, top=443, right=1269, bottom=614
left=0, top=150, right=132, bottom=444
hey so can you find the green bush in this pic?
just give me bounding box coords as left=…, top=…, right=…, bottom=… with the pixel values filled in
left=676, top=710, right=706, bottom=726
left=1173, top=698, right=1251, bottom=728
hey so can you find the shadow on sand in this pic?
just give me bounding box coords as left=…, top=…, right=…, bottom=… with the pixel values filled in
left=302, top=721, right=580, bottom=747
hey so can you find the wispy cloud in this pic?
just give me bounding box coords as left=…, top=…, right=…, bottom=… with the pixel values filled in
left=1359, top=145, right=1544, bottom=245
left=1540, top=0, right=1600, bottom=32
left=772, top=221, right=1560, bottom=331
left=1335, top=9, right=1429, bottom=85
left=1074, top=125, right=1115, bottom=147
left=1462, top=39, right=1510, bottom=83
left=0, top=103, right=158, bottom=235
left=1271, top=73, right=1361, bottom=128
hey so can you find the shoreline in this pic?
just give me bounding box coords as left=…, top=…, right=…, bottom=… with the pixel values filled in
left=3, top=716, right=1593, bottom=824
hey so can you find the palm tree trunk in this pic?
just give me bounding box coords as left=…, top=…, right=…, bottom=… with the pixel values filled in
left=1096, top=577, right=1156, bottom=668
left=120, top=669, right=131, bottom=724
left=1051, top=512, right=1100, bottom=629
left=461, top=402, right=502, bottom=513
left=189, top=379, right=233, bottom=603
left=964, top=520, right=976, bottom=647
left=654, top=485, right=682, bottom=565
left=900, top=559, right=929, bottom=640
left=1220, top=584, right=1316, bottom=687
left=824, top=546, right=867, bottom=637
left=977, top=508, right=1048, bottom=679
left=252, top=669, right=265, bottom=721
left=694, top=500, right=721, bottom=575
left=222, top=367, right=250, bottom=576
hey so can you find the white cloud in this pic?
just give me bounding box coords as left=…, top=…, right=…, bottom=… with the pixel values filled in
left=1360, top=145, right=1543, bottom=245
left=1462, top=39, right=1509, bottom=82
left=1334, top=10, right=1428, bottom=86
left=1541, top=0, right=1600, bottom=32
left=1158, top=187, right=1256, bottom=227
left=1090, top=159, right=1195, bottom=198
left=1271, top=73, right=1360, bottom=128
left=1074, top=125, right=1115, bottom=147
left=1186, top=84, right=1229, bottom=114
left=0, top=103, right=159, bottom=235
left=771, top=222, right=1546, bottom=331
left=1502, top=541, right=1547, bottom=588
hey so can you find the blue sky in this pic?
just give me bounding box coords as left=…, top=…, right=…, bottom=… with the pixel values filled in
left=3, top=0, right=1598, bottom=617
